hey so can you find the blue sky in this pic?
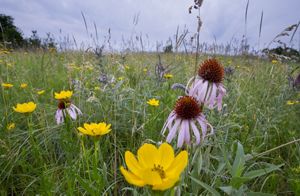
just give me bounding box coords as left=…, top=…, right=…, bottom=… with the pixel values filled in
left=1, top=0, right=299, bottom=51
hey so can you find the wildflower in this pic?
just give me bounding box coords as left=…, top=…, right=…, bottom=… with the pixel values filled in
left=162, top=96, right=213, bottom=148
left=77, top=122, right=111, bottom=136
left=120, top=142, right=188, bottom=191
left=164, top=73, right=173, bottom=79
left=55, top=90, right=73, bottom=100
left=287, top=100, right=295, bottom=105
left=7, top=123, right=15, bottom=130
left=54, top=90, right=82, bottom=124
left=13, top=102, right=36, bottom=113
left=37, top=90, right=45, bottom=95
left=272, top=60, right=278, bottom=64
left=125, top=65, right=130, bottom=70
left=20, top=83, right=28, bottom=88
left=143, top=68, right=148, bottom=72
left=118, top=77, right=124, bottom=81
left=94, top=86, right=100, bottom=91
left=187, top=58, right=226, bottom=110
left=147, top=98, right=159, bottom=107
left=2, top=83, right=13, bottom=88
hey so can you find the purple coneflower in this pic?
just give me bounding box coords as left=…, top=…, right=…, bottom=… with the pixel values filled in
left=187, top=58, right=226, bottom=110
left=54, top=90, right=82, bottom=124
left=161, top=96, right=213, bottom=148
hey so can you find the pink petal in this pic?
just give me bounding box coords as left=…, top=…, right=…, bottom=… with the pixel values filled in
left=190, top=121, right=201, bottom=145
left=184, top=120, right=191, bottom=144
left=161, top=111, right=176, bottom=134
left=177, top=123, right=185, bottom=148
left=197, top=116, right=207, bottom=140
left=166, top=119, right=181, bottom=143
left=208, top=84, right=217, bottom=109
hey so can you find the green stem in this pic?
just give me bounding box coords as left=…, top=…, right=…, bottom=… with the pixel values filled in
left=81, top=137, right=91, bottom=181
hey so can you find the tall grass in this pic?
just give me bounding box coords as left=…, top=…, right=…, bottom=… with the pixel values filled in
left=0, top=50, right=299, bottom=195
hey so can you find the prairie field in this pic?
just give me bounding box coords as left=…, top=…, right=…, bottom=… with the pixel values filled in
left=0, top=50, right=300, bottom=195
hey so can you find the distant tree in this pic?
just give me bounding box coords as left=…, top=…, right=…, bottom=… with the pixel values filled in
left=0, top=14, right=24, bottom=47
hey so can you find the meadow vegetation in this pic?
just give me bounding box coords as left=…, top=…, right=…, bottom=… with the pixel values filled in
left=0, top=49, right=300, bottom=195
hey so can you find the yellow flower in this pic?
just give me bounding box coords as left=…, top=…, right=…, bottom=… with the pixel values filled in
left=272, top=60, right=278, bottom=64
left=7, top=123, right=15, bottom=130
left=94, top=86, right=100, bottom=91
left=54, top=90, right=73, bottom=100
left=118, top=77, right=124, bottom=81
left=77, top=122, right=111, bottom=136
left=287, top=100, right=295, bottom=105
left=13, top=102, right=37, bottom=113
left=163, top=73, right=173, bottom=79
left=120, top=143, right=188, bottom=191
left=147, top=98, right=159, bottom=107
left=20, top=83, right=28, bottom=88
left=143, top=68, right=148, bottom=72
left=37, top=90, right=45, bottom=95
left=125, top=65, right=130, bottom=70
left=2, top=83, right=13, bottom=88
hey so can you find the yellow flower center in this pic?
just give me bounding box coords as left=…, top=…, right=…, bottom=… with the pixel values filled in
left=152, top=164, right=166, bottom=179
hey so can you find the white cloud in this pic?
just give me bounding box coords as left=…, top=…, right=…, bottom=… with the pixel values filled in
left=0, top=0, right=299, bottom=50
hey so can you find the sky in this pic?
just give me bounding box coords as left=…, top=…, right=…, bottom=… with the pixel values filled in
left=0, top=0, right=299, bottom=51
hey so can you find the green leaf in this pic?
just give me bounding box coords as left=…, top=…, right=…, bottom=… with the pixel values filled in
left=219, top=186, right=233, bottom=195
left=190, top=176, right=221, bottom=196
left=243, top=163, right=284, bottom=179
left=230, top=176, right=251, bottom=189
left=231, top=142, right=245, bottom=177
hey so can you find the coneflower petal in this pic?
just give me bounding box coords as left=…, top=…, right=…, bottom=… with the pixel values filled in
left=183, top=120, right=190, bottom=144
left=209, top=84, right=217, bottom=108
left=190, top=121, right=201, bottom=145
left=177, top=123, right=185, bottom=148
left=162, top=111, right=176, bottom=134
left=197, top=117, right=207, bottom=140
left=68, top=107, right=77, bottom=120
left=166, top=119, right=181, bottom=143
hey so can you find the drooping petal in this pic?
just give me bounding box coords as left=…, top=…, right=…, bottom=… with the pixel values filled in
left=137, top=144, right=158, bottom=168
left=152, top=177, right=179, bottom=191
left=120, top=166, right=145, bottom=187
left=197, top=80, right=209, bottom=103
left=161, top=111, right=176, bottom=135
left=165, top=151, right=188, bottom=178
left=197, top=116, right=207, bottom=140
left=177, top=123, right=185, bottom=148
left=125, top=151, right=143, bottom=178
left=55, top=109, right=64, bottom=124
left=72, top=104, right=83, bottom=115
left=216, top=84, right=226, bottom=111
left=67, top=106, right=77, bottom=120
left=166, top=119, right=181, bottom=143
left=158, top=143, right=175, bottom=169
left=189, top=78, right=202, bottom=97
left=190, top=121, right=201, bottom=145
left=182, top=120, right=190, bottom=145
left=208, top=83, right=217, bottom=109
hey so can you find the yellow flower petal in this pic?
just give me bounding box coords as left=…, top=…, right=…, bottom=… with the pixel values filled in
left=120, top=166, right=145, bottom=187
left=165, top=151, right=188, bottom=178
left=13, top=102, right=36, bottom=113
left=152, top=177, right=179, bottom=191
left=142, top=168, right=163, bottom=185
left=137, top=143, right=159, bottom=168
left=77, top=127, right=91, bottom=135
left=125, top=151, right=143, bottom=178
left=158, top=143, right=175, bottom=169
